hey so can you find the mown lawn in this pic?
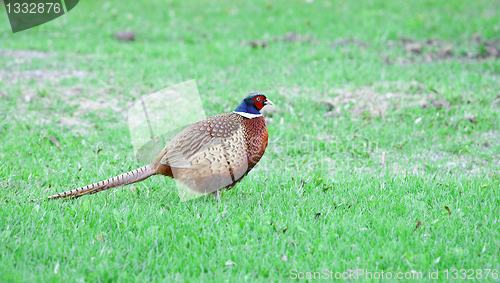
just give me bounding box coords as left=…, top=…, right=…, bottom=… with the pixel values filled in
left=1, top=0, right=499, bottom=281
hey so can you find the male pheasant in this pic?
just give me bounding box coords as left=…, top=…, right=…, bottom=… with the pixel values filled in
left=29, top=93, right=272, bottom=202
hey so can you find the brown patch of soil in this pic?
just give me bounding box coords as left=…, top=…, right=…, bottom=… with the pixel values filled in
left=386, top=34, right=500, bottom=65
left=318, top=85, right=433, bottom=118
left=330, top=38, right=367, bottom=49
left=243, top=32, right=316, bottom=48
left=113, top=31, right=136, bottom=42
left=276, top=82, right=456, bottom=119
left=0, top=69, right=89, bottom=87
left=70, top=97, right=124, bottom=116
left=0, top=50, right=51, bottom=62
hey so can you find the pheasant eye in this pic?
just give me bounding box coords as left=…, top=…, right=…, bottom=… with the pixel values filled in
left=256, top=97, right=261, bottom=101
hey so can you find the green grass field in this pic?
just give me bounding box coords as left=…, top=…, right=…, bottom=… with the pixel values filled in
left=1, top=0, right=500, bottom=281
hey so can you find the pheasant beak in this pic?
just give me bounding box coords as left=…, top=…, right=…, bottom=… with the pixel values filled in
left=264, top=99, right=274, bottom=106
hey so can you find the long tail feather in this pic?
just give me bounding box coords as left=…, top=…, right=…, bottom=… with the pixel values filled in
left=29, top=165, right=156, bottom=202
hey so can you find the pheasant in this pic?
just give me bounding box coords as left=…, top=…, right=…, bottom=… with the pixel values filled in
left=29, top=93, right=272, bottom=202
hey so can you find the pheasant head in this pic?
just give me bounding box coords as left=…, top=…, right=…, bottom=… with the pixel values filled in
left=233, top=93, right=274, bottom=119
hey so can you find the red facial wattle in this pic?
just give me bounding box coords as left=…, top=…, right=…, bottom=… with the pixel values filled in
left=252, top=96, right=265, bottom=110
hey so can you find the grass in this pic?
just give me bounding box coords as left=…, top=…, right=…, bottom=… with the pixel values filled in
left=1, top=0, right=500, bottom=281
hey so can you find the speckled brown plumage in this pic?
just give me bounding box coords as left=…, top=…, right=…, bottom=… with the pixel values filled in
left=29, top=94, right=272, bottom=202
left=152, top=113, right=268, bottom=195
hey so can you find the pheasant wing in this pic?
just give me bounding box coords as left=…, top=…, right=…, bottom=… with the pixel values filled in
left=159, top=113, right=241, bottom=168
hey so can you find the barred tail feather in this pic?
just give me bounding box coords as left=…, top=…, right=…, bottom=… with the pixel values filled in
left=29, top=165, right=156, bottom=202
